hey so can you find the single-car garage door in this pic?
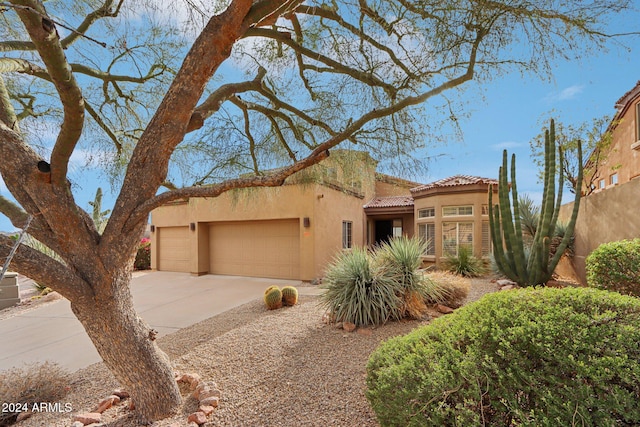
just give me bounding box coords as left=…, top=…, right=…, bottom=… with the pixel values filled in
left=157, top=226, right=190, bottom=272
left=209, top=219, right=300, bottom=279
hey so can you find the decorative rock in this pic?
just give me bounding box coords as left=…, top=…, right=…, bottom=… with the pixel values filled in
left=199, top=388, right=221, bottom=401
left=16, top=412, right=32, bottom=422
left=356, top=328, right=372, bottom=336
left=179, top=373, right=202, bottom=390
left=42, top=291, right=62, bottom=302
left=436, top=304, right=454, bottom=314
left=187, top=422, right=199, bottom=427
left=192, top=381, right=219, bottom=400
left=496, top=279, right=517, bottom=287
left=187, top=411, right=207, bottom=425
left=128, top=400, right=135, bottom=410
left=342, top=322, right=356, bottom=332
left=71, top=421, right=84, bottom=427
left=74, top=412, right=101, bottom=425
left=500, top=284, right=515, bottom=291
left=199, top=396, right=219, bottom=407
left=112, top=389, right=129, bottom=399
left=94, top=395, right=120, bottom=413
left=199, top=405, right=215, bottom=415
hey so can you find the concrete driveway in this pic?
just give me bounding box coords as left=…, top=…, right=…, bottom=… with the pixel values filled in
left=0, top=272, right=318, bottom=372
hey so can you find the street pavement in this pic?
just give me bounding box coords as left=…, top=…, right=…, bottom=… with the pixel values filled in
left=0, top=271, right=320, bottom=372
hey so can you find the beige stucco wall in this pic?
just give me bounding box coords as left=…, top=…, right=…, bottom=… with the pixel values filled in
left=559, top=177, right=640, bottom=284
left=413, top=189, right=495, bottom=268
left=374, top=181, right=412, bottom=197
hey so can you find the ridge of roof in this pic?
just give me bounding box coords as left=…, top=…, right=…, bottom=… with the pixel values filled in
left=410, top=175, right=497, bottom=193
left=614, top=80, right=640, bottom=109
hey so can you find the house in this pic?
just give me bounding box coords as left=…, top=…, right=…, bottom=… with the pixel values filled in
left=559, top=80, right=640, bottom=284
left=150, top=150, right=497, bottom=280
left=584, top=80, right=640, bottom=192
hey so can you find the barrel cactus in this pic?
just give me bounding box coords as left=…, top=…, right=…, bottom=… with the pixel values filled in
left=264, top=286, right=283, bottom=310
left=281, top=286, right=299, bottom=306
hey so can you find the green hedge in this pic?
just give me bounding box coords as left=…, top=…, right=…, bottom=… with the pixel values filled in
left=586, top=238, right=640, bottom=296
left=366, top=287, right=640, bottom=426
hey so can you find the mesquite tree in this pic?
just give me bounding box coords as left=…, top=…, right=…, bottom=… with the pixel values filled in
left=489, top=119, right=583, bottom=286
left=0, top=0, right=634, bottom=422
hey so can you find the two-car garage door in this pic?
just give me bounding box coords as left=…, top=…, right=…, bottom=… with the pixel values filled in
left=209, top=219, right=300, bottom=280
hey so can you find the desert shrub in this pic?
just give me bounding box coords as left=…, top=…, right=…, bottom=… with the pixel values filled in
left=366, top=287, right=640, bottom=427
left=0, top=362, right=70, bottom=426
left=320, top=247, right=402, bottom=326
left=586, top=238, right=640, bottom=296
left=134, top=238, right=151, bottom=270
left=424, top=271, right=470, bottom=308
left=441, top=245, right=485, bottom=277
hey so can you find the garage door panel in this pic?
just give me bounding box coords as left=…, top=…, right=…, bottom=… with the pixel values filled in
left=157, top=226, right=190, bottom=272
left=209, top=219, right=300, bottom=279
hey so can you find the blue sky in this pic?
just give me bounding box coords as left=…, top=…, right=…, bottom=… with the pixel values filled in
left=0, top=10, right=638, bottom=233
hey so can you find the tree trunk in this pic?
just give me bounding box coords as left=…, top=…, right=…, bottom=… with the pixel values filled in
left=70, top=269, right=181, bottom=422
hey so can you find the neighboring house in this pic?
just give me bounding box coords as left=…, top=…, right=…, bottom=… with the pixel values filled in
left=584, top=80, right=640, bottom=193
left=150, top=150, right=497, bottom=280
left=560, top=80, right=640, bottom=284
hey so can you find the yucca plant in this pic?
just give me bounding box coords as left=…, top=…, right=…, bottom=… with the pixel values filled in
left=320, top=247, right=402, bottom=327
left=442, top=245, right=486, bottom=278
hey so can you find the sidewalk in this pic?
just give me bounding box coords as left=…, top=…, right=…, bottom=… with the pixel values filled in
left=0, top=272, right=321, bottom=372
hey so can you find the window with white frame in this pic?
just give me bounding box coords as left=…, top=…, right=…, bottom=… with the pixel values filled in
left=418, top=207, right=435, bottom=218
left=442, top=222, right=473, bottom=256
left=599, top=179, right=606, bottom=189
left=342, top=221, right=352, bottom=249
left=610, top=173, right=619, bottom=186
left=443, top=205, right=473, bottom=216
left=418, top=223, right=436, bottom=256
left=482, top=221, right=491, bottom=256
left=392, top=219, right=403, bottom=238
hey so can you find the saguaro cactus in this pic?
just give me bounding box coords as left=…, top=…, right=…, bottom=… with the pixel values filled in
left=488, top=119, right=582, bottom=286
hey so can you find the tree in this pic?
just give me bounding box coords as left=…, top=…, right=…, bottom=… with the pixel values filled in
left=0, top=0, right=636, bottom=422
left=530, top=116, right=616, bottom=194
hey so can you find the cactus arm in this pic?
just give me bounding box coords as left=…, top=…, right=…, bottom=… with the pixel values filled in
left=497, top=152, right=518, bottom=274
left=549, top=140, right=583, bottom=272
left=509, top=152, right=528, bottom=282
left=489, top=185, right=516, bottom=280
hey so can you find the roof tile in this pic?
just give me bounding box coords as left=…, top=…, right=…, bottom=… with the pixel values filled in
left=364, top=196, right=414, bottom=208
left=410, top=175, right=497, bottom=193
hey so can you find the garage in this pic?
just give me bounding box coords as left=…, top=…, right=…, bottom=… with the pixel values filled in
left=209, top=219, right=300, bottom=279
left=157, top=226, right=190, bottom=272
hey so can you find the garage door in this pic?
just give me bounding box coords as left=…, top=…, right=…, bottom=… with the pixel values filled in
left=157, top=226, right=190, bottom=272
left=209, top=219, right=300, bottom=279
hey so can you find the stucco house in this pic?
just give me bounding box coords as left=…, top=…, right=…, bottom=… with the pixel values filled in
left=150, top=150, right=497, bottom=280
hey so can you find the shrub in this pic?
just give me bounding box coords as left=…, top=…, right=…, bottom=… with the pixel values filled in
left=0, top=362, right=70, bottom=426
left=586, top=238, right=640, bottom=296
left=320, top=247, right=402, bottom=326
left=424, top=271, right=470, bottom=308
left=134, top=238, right=151, bottom=270
left=441, top=245, right=485, bottom=277
left=366, top=287, right=640, bottom=427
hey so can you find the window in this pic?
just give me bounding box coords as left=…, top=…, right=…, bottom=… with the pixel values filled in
left=342, top=221, right=352, bottom=249
left=418, top=207, right=435, bottom=218
left=482, top=221, right=491, bottom=256
left=442, top=222, right=473, bottom=256
left=392, top=219, right=403, bottom=238
left=599, top=179, right=606, bottom=189
left=636, top=103, right=640, bottom=142
left=418, top=223, right=436, bottom=256
left=481, top=205, right=490, bottom=215
left=610, top=173, right=619, bottom=186
left=443, top=205, right=473, bottom=216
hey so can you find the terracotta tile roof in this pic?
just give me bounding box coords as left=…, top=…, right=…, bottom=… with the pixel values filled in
left=615, top=80, right=640, bottom=109
left=410, top=175, right=498, bottom=193
left=364, top=196, right=414, bottom=208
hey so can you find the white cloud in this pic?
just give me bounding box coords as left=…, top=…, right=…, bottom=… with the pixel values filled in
left=490, top=141, right=526, bottom=151
left=544, top=84, right=584, bottom=103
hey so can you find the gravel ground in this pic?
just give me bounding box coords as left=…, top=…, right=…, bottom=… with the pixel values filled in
left=15, top=278, right=499, bottom=427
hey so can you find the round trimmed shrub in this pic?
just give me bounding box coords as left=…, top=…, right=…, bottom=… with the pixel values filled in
left=586, top=238, right=640, bottom=296
left=366, top=287, right=640, bottom=427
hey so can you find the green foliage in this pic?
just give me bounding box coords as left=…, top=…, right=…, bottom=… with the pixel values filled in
left=281, top=286, right=299, bottom=306
left=586, top=239, right=640, bottom=296
left=366, top=287, right=640, bottom=427
left=88, top=187, right=111, bottom=234
left=264, top=286, right=283, bottom=310
left=441, top=245, right=485, bottom=277
left=489, top=119, right=581, bottom=286
left=0, top=361, right=70, bottom=426
left=133, top=238, right=151, bottom=271
left=321, top=237, right=454, bottom=325
left=320, top=247, right=402, bottom=326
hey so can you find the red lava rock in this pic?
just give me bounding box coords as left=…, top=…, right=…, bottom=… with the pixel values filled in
left=112, top=389, right=129, bottom=399
left=199, top=388, right=221, bottom=400
left=16, top=412, right=32, bottom=422
left=436, top=304, right=454, bottom=314
left=94, top=395, right=120, bottom=413
left=74, top=412, right=101, bottom=425
left=356, top=327, right=372, bottom=336
left=128, top=400, right=135, bottom=410
left=187, top=411, right=207, bottom=425
left=199, top=405, right=215, bottom=415
left=199, top=396, right=219, bottom=407
left=342, top=322, right=356, bottom=332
